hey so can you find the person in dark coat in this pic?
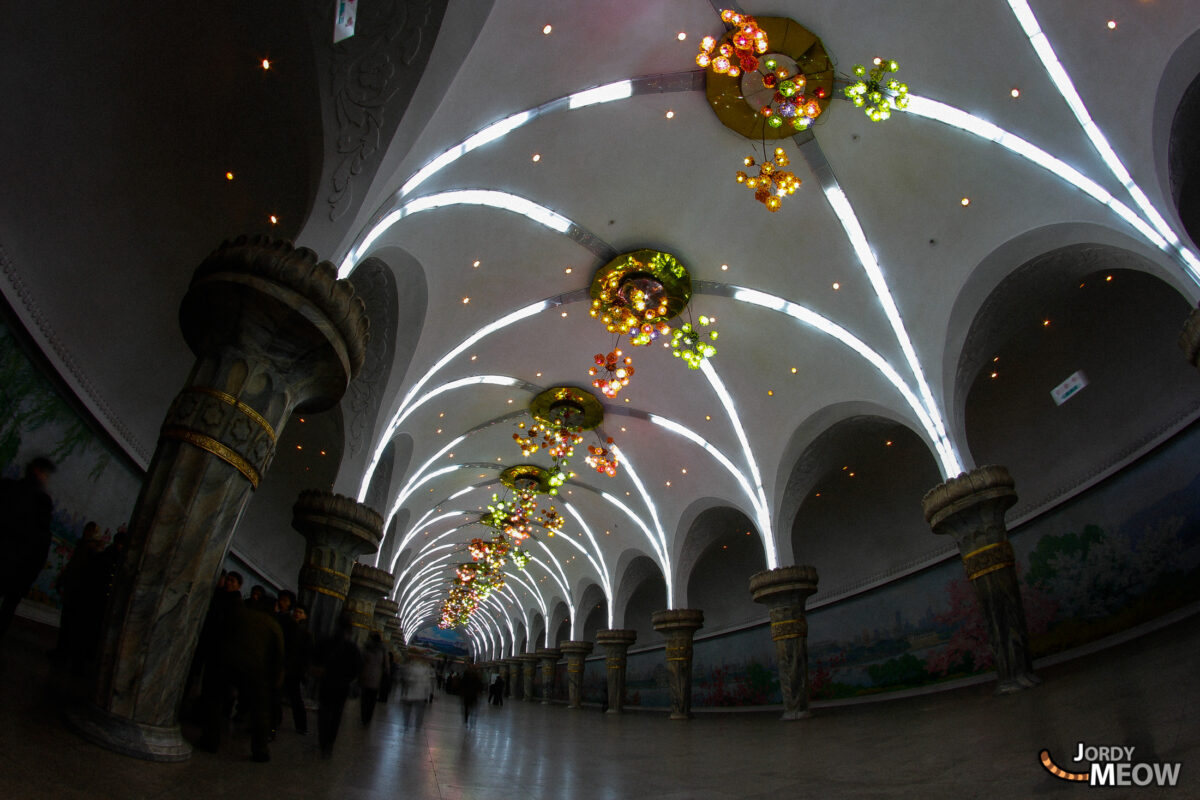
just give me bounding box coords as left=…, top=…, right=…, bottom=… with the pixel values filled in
left=489, top=672, right=505, bottom=706
left=359, top=632, right=386, bottom=726
left=314, top=616, right=362, bottom=758
left=459, top=666, right=484, bottom=726
left=54, top=521, right=108, bottom=672
left=196, top=572, right=244, bottom=752
left=0, top=458, right=55, bottom=642
left=226, top=596, right=285, bottom=762
left=378, top=651, right=394, bottom=704
left=270, top=590, right=297, bottom=736
left=282, top=603, right=313, bottom=735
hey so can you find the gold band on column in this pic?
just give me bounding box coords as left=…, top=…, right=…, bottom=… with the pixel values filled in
left=185, top=386, right=277, bottom=442
left=160, top=426, right=261, bottom=488
left=962, top=540, right=1015, bottom=582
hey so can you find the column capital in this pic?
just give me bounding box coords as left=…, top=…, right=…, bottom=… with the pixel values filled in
left=651, top=608, right=704, bottom=634
left=750, top=565, right=819, bottom=605
left=1180, top=306, right=1200, bottom=368
left=535, top=647, right=562, bottom=661
left=517, top=652, right=540, bottom=663
left=292, top=490, right=383, bottom=556
left=921, top=465, right=1017, bottom=551
left=373, top=599, right=399, bottom=632
left=596, top=629, right=638, bottom=647
left=559, top=640, right=594, bottom=657
left=349, top=562, right=393, bottom=597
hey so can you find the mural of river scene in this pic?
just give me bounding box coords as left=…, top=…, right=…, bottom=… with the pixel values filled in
left=0, top=320, right=142, bottom=615
left=610, top=420, right=1200, bottom=708
left=411, top=625, right=470, bottom=657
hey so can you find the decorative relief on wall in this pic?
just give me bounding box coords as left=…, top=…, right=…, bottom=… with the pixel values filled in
left=310, top=0, right=446, bottom=221
left=344, top=258, right=396, bottom=458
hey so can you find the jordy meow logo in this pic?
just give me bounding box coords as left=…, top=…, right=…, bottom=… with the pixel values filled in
left=1040, top=743, right=1182, bottom=787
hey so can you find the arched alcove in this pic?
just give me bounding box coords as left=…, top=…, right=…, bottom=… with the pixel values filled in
left=958, top=252, right=1199, bottom=514
left=679, top=506, right=765, bottom=629
left=577, top=583, right=607, bottom=640
left=548, top=600, right=570, bottom=647
left=788, top=416, right=942, bottom=599
left=616, top=554, right=666, bottom=645
left=529, top=613, right=545, bottom=652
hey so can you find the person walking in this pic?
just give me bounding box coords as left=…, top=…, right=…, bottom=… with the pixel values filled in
left=282, top=603, right=313, bottom=735
left=314, top=616, right=362, bottom=758
left=401, top=657, right=434, bottom=730
left=359, top=632, right=386, bottom=726
left=226, top=596, right=285, bottom=762
left=459, top=665, right=483, bottom=727
left=196, top=572, right=244, bottom=752
left=0, top=458, right=55, bottom=642
left=489, top=671, right=505, bottom=707
left=54, top=521, right=106, bottom=671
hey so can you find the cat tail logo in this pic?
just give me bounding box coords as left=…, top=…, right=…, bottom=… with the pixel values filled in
left=1040, top=749, right=1182, bottom=787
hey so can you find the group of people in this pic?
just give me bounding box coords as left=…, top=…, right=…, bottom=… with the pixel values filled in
left=190, top=571, right=442, bottom=761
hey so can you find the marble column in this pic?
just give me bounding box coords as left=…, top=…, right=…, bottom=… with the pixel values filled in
left=1180, top=306, right=1200, bottom=371
left=70, top=236, right=368, bottom=761
left=651, top=610, right=704, bottom=720
left=536, top=648, right=561, bottom=705
left=922, top=465, right=1040, bottom=694
left=750, top=566, right=819, bottom=720
left=518, top=653, right=539, bottom=702
left=346, top=563, right=393, bottom=645
left=595, top=629, right=637, bottom=714
left=558, top=641, right=593, bottom=709
left=293, top=490, right=383, bottom=642
left=503, top=658, right=519, bottom=698
left=374, top=599, right=399, bottom=646
left=384, top=617, right=402, bottom=653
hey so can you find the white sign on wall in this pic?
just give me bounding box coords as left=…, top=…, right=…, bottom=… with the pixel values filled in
left=334, top=0, right=358, bottom=43
left=1051, top=370, right=1088, bottom=406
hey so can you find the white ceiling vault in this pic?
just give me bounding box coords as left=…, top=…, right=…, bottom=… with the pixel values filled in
left=314, top=0, right=1200, bottom=652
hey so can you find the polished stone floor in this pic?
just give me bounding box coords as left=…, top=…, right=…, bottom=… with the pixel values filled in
left=1, top=615, right=1198, bottom=799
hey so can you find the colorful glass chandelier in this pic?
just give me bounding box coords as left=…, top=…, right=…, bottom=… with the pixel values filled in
left=736, top=147, right=801, bottom=212
left=589, top=349, right=634, bottom=399
left=671, top=316, right=720, bottom=366
left=696, top=10, right=768, bottom=78
left=752, top=56, right=825, bottom=132
left=585, top=437, right=619, bottom=477
left=844, top=57, right=909, bottom=122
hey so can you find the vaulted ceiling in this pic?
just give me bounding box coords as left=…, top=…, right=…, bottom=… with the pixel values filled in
left=5, top=1, right=1200, bottom=655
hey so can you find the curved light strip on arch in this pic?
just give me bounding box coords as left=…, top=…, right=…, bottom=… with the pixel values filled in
left=341, top=79, right=638, bottom=276
left=1005, top=0, right=1198, bottom=277
left=547, top=505, right=612, bottom=616
left=391, top=511, right=465, bottom=574
left=529, top=552, right=571, bottom=611
left=903, top=94, right=1198, bottom=284
left=562, top=501, right=612, bottom=621
left=505, top=568, right=548, bottom=620
left=386, top=436, right=466, bottom=526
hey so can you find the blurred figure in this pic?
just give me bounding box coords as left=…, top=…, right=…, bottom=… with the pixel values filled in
left=489, top=671, right=505, bottom=706
left=226, top=596, right=284, bottom=762
left=359, top=632, right=385, bottom=726
left=271, top=590, right=297, bottom=735
left=378, top=651, right=394, bottom=704
left=249, top=585, right=265, bottom=604
left=459, top=665, right=483, bottom=726
left=282, top=603, right=313, bottom=735
left=314, top=616, right=362, bottom=758
left=196, top=571, right=244, bottom=752
left=54, top=521, right=107, bottom=672
left=0, top=457, right=55, bottom=642
left=402, top=657, right=434, bottom=730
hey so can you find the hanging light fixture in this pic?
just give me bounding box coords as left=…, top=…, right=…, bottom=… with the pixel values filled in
left=844, top=57, right=909, bottom=121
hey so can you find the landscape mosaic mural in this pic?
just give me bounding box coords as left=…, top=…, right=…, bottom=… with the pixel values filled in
left=595, top=421, right=1200, bottom=708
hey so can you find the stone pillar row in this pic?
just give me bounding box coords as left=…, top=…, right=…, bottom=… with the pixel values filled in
left=596, top=629, right=636, bottom=714
left=346, top=563, right=394, bottom=646
left=374, top=599, right=400, bottom=646
left=292, top=490, right=383, bottom=643
left=503, top=658, right=520, bottom=699
left=70, top=236, right=369, bottom=762
left=535, top=648, right=561, bottom=705
left=750, top=566, right=819, bottom=720
left=518, top=653, right=539, bottom=702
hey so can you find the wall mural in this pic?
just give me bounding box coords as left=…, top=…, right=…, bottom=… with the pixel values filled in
left=583, top=422, right=1200, bottom=708
left=0, top=321, right=142, bottom=615
left=409, top=624, right=470, bottom=657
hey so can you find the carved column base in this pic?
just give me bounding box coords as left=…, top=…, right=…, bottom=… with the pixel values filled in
left=503, top=658, right=520, bottom=699
left=373, top=598, right=399, bottom=646
left=345, top=562, right=393, bottom=645
left=596, top=629, right=637, bottom=714
left=923, top=466, right=1040, bottom=695
left=750, top=566, right=819, bottom=720
left=67, top=703, right=191, bottom=762
left=559, top=641, right=594, bottom=709
left=651, top=610, right=704, bottom=720
left=536, top=648, right=562, bottom=705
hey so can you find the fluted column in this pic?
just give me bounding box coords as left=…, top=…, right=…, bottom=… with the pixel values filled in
left=518, top=653, right=538, bottom=702
left=384, top=618, right=402, bottom=652
left=346, top=563, right=393, bottom=645
left=374, top=599, right=399, bottom=646
left=536, top=648, right=561, bottom=705
left=750, top=566, right=819, bottom=720
left=1180, top=306, right=1200, bottom=371
left=923, top=466, right=1040, bottom=694
left=595, top=629, right=636, bottom=714
left=293, top=491, right=383, bottom=642
left=558, top=641, right=593, bottom=709
left=70, top=236, right=368, bottom=762
left=503, top=658, right=519, bottom=698
left=651, top=610, right=704, bottom=720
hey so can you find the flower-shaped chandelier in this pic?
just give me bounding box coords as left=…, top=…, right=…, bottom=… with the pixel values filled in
left=695, top=10, right=768, bottom=78
left=736, top=148, right=801, bottom=212
left=844, top=57, right=909, bottom=122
